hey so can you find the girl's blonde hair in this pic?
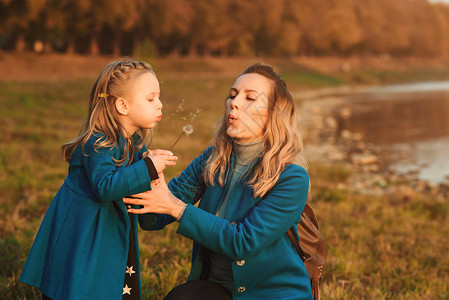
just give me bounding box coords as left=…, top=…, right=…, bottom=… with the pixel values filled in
left=62, top=59, right=155, bottom=165
left=204, top=63, right=307, bottom=198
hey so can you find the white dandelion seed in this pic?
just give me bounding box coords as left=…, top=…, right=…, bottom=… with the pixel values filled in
left=189, top=107, right=202, bottom=121
left=169, top=124, right=194, bottom=151
left=176, top=99, right=185, bottom=112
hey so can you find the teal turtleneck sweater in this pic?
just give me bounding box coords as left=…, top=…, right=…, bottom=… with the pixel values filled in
left=208, top=139, right=263, bottom=292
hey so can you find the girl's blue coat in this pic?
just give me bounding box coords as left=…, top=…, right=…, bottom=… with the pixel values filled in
left=140, top=147, right=313, bottom=300
left=20, top=134, right=151, bottom=300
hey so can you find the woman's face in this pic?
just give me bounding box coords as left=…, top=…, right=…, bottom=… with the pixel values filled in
left=225, top=73, right=271, bottom=143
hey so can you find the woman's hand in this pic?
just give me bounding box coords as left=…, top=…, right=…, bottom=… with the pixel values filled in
left=123, top=173, right=187, bottom=219
left=143, top=149, right=178, bottom=174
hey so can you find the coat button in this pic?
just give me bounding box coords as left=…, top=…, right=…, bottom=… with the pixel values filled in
left=237, top=286, right=246, bottom=293
left=230, top=222, right=236, bottom=225
left=236, top=259, right=245, bottom=266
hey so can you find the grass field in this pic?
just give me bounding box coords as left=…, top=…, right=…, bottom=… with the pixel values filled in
left=1, top=54, right=448, bottom=299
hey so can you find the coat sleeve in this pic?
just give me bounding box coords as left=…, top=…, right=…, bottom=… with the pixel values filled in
left=176, top=164, right=309, bottom=261
left=168, top=146, right=211, bottom=204
left=81, top=137, right=152, bottom=203
left=138, top=146, right=212, bottom=231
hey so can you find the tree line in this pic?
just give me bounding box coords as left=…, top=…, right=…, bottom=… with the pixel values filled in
left=0, top=0, right=447, bottom=57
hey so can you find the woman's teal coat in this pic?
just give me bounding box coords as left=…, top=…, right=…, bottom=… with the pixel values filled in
left=140, top=146, right=313, bottom=300
left=20, top=134, right=152, bottom=299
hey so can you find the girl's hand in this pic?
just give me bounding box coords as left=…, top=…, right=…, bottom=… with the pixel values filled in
left=123, top=173, right=186, bottom=218
left=143, top=149, right=178, bottom=173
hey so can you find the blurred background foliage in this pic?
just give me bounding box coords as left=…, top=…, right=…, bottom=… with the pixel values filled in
left=1, top=0, right=449, bottom=58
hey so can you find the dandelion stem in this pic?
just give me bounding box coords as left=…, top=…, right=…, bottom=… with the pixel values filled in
left=169, top=131, right=185, bottom=151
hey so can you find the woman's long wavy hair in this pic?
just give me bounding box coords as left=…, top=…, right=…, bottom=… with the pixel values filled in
left=204, top=63, right=307, bottom=198
left=61, top=59, right=155, bottom=166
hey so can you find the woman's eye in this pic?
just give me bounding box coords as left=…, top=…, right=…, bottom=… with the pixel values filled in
left=148, top=98, right=154, bottom=102
left=228, top=95, right=236, bottom=100
left=247, top=97, right=256, bottom=101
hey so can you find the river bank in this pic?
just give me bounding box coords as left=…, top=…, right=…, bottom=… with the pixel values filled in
left=297, top=86, right=449, bottom=202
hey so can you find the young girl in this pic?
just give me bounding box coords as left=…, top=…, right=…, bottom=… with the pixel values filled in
left=20, top=59, right=177, bottom=300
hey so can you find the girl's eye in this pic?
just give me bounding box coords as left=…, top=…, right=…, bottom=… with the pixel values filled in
left=228, top=95, right=236, bottom=100
left=148, top=98, right=154, bottom=102
left=247, top=97, right=256, bottom=101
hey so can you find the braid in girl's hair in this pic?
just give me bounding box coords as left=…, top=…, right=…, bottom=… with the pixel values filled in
left=62, top=59, right=155, bottom=165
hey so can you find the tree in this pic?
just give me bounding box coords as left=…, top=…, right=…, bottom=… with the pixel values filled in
left=297, top=0, right=362, bottom=55
left=225, top=0, right=260, bottom=56
left=0, top=0, right=31, bottom=51
left=277, top=0, right=302, bottom=56
left=188, top=0, right=232, bottom=56
left=433, top=4, right=449, bottom=58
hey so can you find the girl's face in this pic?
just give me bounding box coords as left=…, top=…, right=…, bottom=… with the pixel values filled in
left=225, top=73, right=270, bottom=143
left=125, top=72, right=162, bottom=134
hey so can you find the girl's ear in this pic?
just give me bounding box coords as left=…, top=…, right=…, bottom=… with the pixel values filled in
left=115, top=98, right=129, bottom=116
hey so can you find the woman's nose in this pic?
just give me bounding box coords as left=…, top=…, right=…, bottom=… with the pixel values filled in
left=230, top=96, right=241, bottom=110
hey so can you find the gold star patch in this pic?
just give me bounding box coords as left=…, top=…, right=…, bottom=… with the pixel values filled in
left=126, top=265, right=136, bottom=277
left=123, top=284, right=132, bottom=295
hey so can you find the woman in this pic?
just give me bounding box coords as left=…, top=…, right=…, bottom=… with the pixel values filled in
left=124, top=63, right=312, bottom=299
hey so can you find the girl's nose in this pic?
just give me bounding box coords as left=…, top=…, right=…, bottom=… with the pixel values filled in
left=156, top=98, right=163, bottom=109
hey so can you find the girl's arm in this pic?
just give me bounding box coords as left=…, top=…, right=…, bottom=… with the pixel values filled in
left=82, top=137, right=174, bottom=202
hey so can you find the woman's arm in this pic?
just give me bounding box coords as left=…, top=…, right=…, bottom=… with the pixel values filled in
left=126, top=164, right=309, bottom=260
left=127, top=146, right=212, bottom=230
left=166, top=148, right=210, bottom=206
left=177, top=164, right=309, bottom=260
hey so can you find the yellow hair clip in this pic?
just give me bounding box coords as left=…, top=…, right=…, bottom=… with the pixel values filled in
left=98, top=93, right=109, bottom=98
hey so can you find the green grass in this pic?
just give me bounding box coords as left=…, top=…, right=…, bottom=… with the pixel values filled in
left=1, top=57, right=449, bottom=299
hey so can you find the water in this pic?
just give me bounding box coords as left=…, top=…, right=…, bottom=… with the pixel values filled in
left=388, top=137, right=449, bottom=183
left=335, top=81, right=449, bottom=184
left=368, top=81, right=449, bottom=94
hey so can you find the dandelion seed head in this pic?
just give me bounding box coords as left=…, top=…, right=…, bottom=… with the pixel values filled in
left=183, top=124, right=194, bottom=135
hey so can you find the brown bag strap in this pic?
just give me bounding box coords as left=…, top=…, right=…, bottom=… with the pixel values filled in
left=311, top=277, right=320, bottom=300
left=287, top=228, right=306, bottom=262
